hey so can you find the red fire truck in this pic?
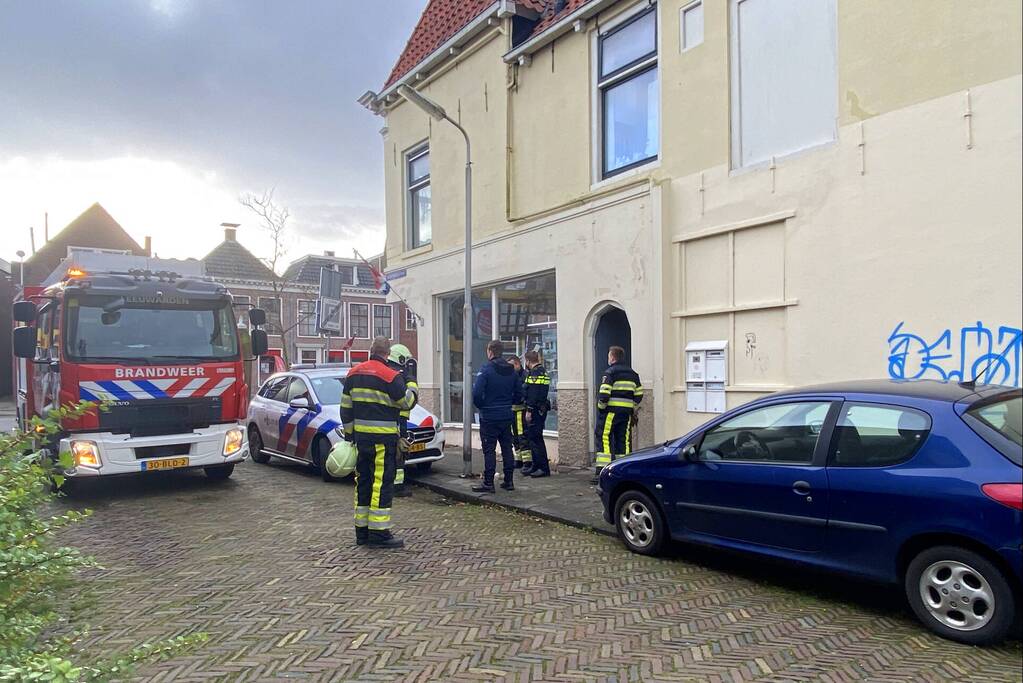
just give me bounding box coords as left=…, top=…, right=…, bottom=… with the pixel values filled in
left=11, top=252, right=268, bottom=483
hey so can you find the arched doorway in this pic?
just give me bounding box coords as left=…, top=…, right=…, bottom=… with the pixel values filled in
left=593, top=305, right=632, bottom=390
left=588, top=305, right=632, bottom=453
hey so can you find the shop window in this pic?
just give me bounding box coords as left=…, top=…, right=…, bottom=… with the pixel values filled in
left=439, top=273, right=558, bottom=430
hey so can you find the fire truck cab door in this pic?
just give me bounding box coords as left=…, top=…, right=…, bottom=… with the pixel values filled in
left=33, top=300, right=61, bottom=417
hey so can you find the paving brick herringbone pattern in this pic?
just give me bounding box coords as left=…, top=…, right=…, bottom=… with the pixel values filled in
left=60, top=461, right=1022, bottom=682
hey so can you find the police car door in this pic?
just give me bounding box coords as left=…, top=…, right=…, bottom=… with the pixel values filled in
left=256, top=376, right=290, bottom=452
left=279, top=377, right=316, bottom=459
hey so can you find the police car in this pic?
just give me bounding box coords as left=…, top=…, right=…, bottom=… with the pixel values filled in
left=246, top=363, right=444, bottom=480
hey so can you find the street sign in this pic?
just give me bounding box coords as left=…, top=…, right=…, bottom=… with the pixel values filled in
left=317, top=267, right=344, bottom=334
left=385, top=268, right=407, bottom=281
left=317, top=297, right=343, bottom=334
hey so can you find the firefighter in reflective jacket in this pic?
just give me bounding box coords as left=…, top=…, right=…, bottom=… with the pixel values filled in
left=594, top=345, right=643, bottom=481
left=509, top=355, right=531, bottom=471
left=386, top=343, right=418, bottom=498
left=340, top=337, right=415, bottom=549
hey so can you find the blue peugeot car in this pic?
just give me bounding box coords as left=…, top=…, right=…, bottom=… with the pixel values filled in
left=598, top=380, right=1022, bottom=645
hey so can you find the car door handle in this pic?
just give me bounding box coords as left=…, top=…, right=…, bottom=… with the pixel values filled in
left=792, top=481, right=811, bottom=495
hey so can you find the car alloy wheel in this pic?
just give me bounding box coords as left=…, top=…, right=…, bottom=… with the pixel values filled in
left=905, top=545, right=1016, bottom=645
left=918, top=560, right=994, bottom=631
left=620, top=500, right=654, bottom=548
left=614, top=490, right=665, bottom=556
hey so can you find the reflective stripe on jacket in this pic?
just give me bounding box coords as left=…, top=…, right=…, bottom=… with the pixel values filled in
left=340, top=357, right=413, bottom=443
left=597, top=363, right=643, bottom=414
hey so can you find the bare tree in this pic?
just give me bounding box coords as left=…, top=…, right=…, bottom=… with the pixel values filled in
left=241, top=188, right=292, bottom=367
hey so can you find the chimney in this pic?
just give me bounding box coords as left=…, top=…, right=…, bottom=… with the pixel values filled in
left=144, top=236, right=152, bottom=256
left=324, top=250, right=335, bottom=257
left=224, top=227, right=237, bottom=241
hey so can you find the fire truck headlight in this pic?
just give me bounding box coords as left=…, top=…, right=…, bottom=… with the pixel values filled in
left=223, top=428, right=245, bottom=457
left=70, top=441, right=100, bottom=468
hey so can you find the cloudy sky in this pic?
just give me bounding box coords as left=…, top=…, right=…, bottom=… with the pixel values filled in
left=0, top=0, right=427, bottom=269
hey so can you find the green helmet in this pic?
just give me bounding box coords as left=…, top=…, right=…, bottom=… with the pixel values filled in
left=388, top=343, right=414, bottom=365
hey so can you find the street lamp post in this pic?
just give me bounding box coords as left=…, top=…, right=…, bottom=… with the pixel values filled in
left=398, top=84, right=475, bottom=477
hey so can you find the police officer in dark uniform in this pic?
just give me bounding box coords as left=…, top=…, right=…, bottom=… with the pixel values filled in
left=509, top=355, right=531, bottom=472
left=523, top=350, right=552, bottom=478
left=340, top=337, right=415, bottom=548
left=594, top=345, right=643, bottom=482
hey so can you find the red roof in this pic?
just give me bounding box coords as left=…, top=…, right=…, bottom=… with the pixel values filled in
left=383, top=0, right=548, bottom=90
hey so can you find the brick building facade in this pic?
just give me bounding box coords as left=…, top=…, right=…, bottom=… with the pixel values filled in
left=201, top=227, right=417, bottom=372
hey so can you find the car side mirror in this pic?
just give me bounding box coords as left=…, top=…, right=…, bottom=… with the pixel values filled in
left=13, top=301, right=37, bottom=323
left=248, top=307, right=267, bottom=327
left=680, top=444, right=698, bottom=462
left=289, top=397, right=310, bottom=410
left=250, top=329, right=268, bottom=356
left=12, top=327, right=37, bottom=359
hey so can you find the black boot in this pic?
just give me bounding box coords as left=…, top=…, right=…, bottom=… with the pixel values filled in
left=521, top=463, right=534, bottom=476
left=366, top=530, right=404, bottom=549
left=528, top=469, right=550, bottom=478
left=355, top=527, right=369, bottom=546
left=393, top=484, right=412, bottom=498
left=500, top=472, right=514, bottom=491
left=514, top=460, right=523, bottom=469
left=471, top=481, right=496, bottom=493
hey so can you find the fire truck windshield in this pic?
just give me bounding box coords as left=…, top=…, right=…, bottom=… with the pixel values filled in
left=65, top=294, right=240, bottom=363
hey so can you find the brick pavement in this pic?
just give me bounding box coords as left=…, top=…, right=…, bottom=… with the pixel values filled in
left=59, top=460, right=1022, bottom=682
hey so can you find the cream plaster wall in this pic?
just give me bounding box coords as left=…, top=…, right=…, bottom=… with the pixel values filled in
left=378, top=0, right=1022, bottom=458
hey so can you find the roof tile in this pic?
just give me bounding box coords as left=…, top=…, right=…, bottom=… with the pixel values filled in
left=384, top=0, right=549, bottom=89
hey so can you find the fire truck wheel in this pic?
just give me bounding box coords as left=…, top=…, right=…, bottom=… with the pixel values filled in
left=249, top=426, right=270, bottom=464
left=314, top=436, right=338, bottom=482
left=205, top=464, right=235, bottom=481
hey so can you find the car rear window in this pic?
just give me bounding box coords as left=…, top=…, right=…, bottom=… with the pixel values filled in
left=964, top=393, right=1023, bottom=466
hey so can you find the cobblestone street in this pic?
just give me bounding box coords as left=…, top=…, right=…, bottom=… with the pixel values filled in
left=60, top=460, right=1022, bottom=682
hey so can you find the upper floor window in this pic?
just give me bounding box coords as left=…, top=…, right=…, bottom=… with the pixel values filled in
left=349, top=303, right=370, bottom=339
left=405, top=307, right=418, bottom=331
left=730, top=0, right=837, bottom=168
left=297, top=299, right=318, bottom=337
left=599, top=5, right=659, bottom=179
left=373, top=304, right=393, bottom=340
left=257, top=296, right=283, bottom=335
left=406, top=146, right=431, bottom=249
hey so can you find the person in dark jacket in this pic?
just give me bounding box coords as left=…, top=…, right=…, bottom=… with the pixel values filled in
left=340, top=337, right=415, bottom=549
left=522, top=350, right=552, bottom=477
left=594, top=345, right=643, bottom=482
left=508, top=355, right=531, bottom=471
left=471, top=339, right=521, bottom=493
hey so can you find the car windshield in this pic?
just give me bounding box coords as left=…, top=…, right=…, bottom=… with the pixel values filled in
left=966, top=393, right=1022, bottom=466
left=310, top=375, right=345, bottom=405
left=66, top=293, right=239, bottom=362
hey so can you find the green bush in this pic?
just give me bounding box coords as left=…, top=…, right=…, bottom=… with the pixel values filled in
left=0, top=402, right=206, bottom=681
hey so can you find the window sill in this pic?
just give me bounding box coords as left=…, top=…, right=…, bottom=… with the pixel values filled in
left=591, top=158, right=660, bottom=192
left=402, top=243, right=434, bottom=259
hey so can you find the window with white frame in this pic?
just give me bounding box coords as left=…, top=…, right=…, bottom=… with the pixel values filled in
left=349, top=303, right=369, bottom=339
left=405, top=307, right=418, bottom=331
left=232, top=294, right=251, bottom=329
left=680, top=1, right=703, bottom=51
left=730, top=0, right=837, bottom=168
left=373, top=304, right=393, bottom=339
left=297, top=299, right=318, bottom=337
left=298, top=347, right=319, bottom=365
left=257, top=296, right=283, bottom=335
left=406, top=145, right=431, bottom=249
left=598, top=5, right=659, bottom=179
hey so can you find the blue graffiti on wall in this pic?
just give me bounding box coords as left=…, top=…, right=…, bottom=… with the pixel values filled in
left=887, top=321, right=1022, bottom=387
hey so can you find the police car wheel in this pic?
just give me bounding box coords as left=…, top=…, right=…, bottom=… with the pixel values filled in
left=249, top=426, right=270, bottom=464
left=315, top=437, right=338, bottom=482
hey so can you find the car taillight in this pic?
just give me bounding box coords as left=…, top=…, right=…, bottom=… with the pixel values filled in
left=982, top=483, right=1023, bottom=511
